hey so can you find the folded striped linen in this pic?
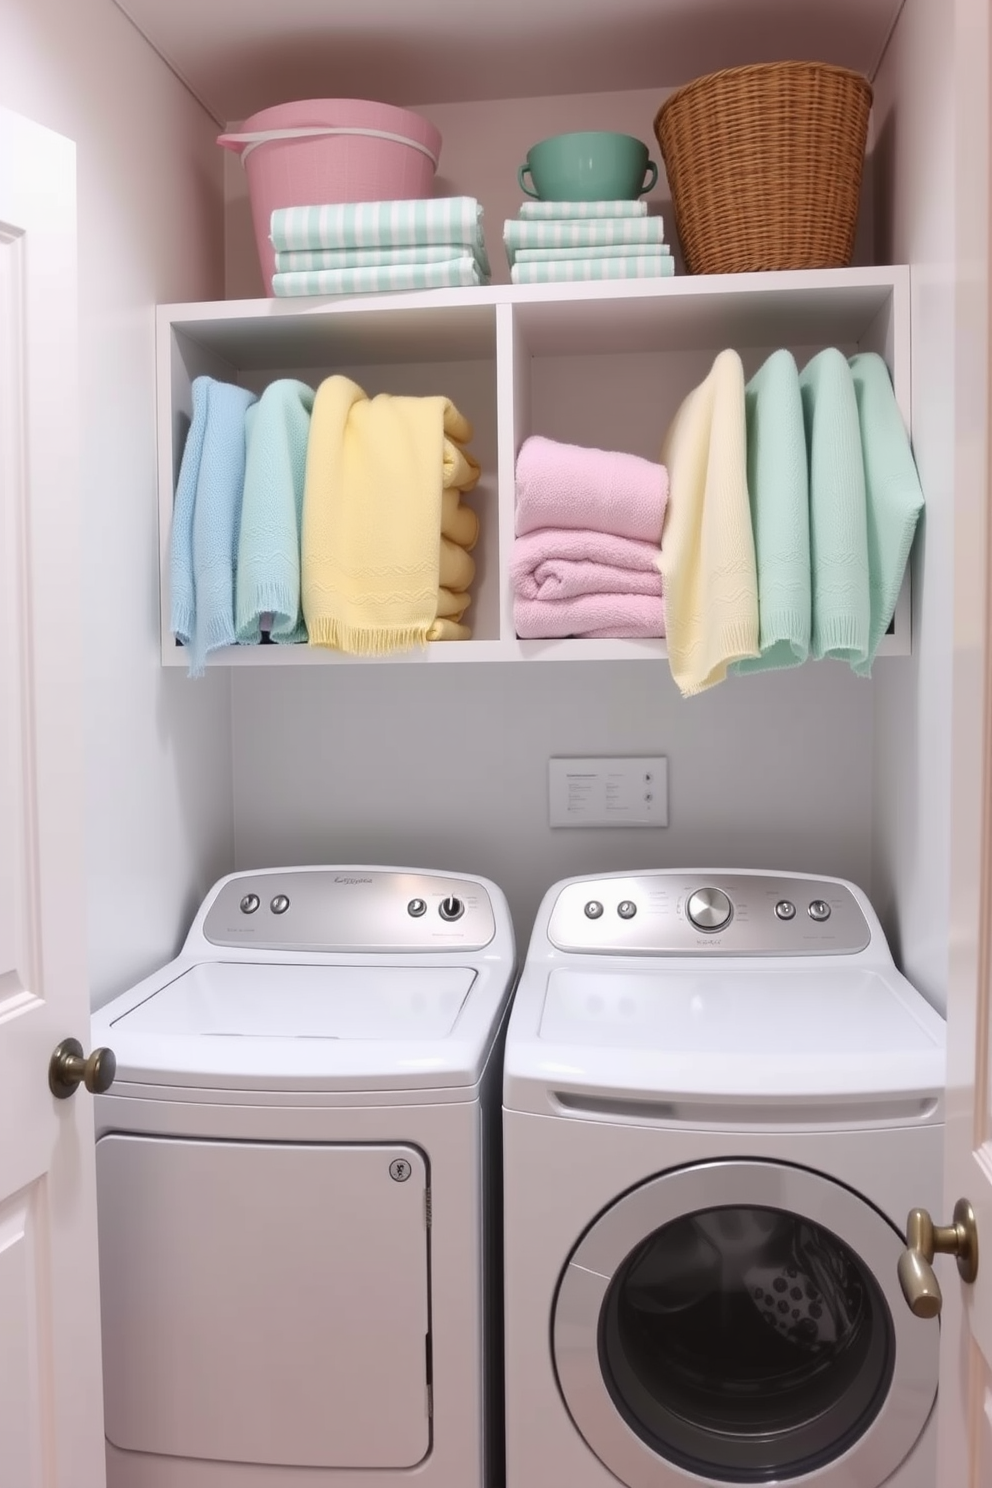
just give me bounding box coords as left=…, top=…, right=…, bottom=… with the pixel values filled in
left=514, top=243, right=671, bottom=263
left=511, top=529, right=663, bottom=602
left=511, top=256, right=674, bottom=284
left=170, top=376, right=258, bottom=677
left=271, top=197, right=489, bottom=268
left=515, top=590, right=665, bottom=639
left=273, top=256, right=484, bottom=298
left=504, top=215, right=665, bottom=264
left=274, top=244, right=487, bottom=273
left=519, top=199, right=649, bottom=220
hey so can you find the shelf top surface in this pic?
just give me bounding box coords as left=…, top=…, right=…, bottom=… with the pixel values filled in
left=113, top=0, right=901, bottom=125
left=161, top=267, right=907, bottom=370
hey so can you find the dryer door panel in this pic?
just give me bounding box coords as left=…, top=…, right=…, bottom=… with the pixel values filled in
left=97, top=1135, right=430, bottom=1469
left=554, top=1160, right=938, bottom=1488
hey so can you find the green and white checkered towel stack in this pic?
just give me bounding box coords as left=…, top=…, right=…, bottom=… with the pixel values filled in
left=269, top=198, right=491, bottom=297
left=503, top=199, right=674, bottom=284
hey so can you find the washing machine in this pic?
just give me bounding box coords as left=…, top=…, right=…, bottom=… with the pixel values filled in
left=90, top=865, right=515, bottom=1488
left=502, top=869, right=945, bottom=1488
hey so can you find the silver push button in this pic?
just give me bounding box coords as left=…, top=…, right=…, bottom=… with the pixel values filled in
left=808, top=899, right=831, bottom=922
left=617, top=901, right=637, bottom=920
left=775, top=900, right=797, bottom=921
left=270, top=894, right=290, bottom=915
left=584, top=901, right=604, bottom=920
left=439, top=896, right=464, bottom=922
left=687, top=887, right=732, bottom=932
left=407, top=898, right=427, bottom=918
left=239, top=894, right=260, bottom=914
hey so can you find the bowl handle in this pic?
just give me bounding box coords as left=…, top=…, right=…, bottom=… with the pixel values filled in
left=518, top=164, right=540, bottom=199
left=639, top=160, right=659, bottom=197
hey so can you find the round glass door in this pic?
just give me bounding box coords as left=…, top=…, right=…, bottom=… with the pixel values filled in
left=553, top=1162, right=938, bottom=1488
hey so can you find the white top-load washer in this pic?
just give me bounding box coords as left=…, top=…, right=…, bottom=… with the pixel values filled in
left=90, top=866, right=515, bottom=1488
left=502, top=869, right=946, bottom=1488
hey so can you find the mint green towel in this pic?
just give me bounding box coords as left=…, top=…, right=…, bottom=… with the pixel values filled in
left=510, top=256, right=674, bottom=283
left=273, top=244, right=485, bottom=273
left=798, top=349, right=870, bottom=664
left=271, top=256, right=484, bottom=298
left=236, top=380, right=314, bottom=644
left=733, top=350, right=810, bottom=675
left=503, top=216, right=665, bottom=265
left=518, top=200, right=649, bottom=220
left=848, top=352, right=924, bottom=675
left=270, top=198, right=489, bottom=272
left=515, top=243, right=671, bottom=263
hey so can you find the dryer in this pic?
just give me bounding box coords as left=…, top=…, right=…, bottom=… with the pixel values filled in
left=91, top=865, right=516, bottom=1488
left=502, top=869, right=945, bottom=1488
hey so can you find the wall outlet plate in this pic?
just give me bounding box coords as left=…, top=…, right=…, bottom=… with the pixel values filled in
left=548, top=757, right=668, bottom=828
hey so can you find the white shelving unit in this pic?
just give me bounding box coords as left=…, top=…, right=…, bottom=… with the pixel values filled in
left=157, top=265, right=912, bottom=667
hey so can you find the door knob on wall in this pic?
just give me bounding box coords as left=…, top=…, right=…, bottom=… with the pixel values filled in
left=48, top=1037, right=117, bottom=1099
left=897, top=1199, right=979, bottom=1317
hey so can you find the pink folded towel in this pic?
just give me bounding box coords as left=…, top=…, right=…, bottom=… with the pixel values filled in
left=515, top=591, right=666, bottom=639
left=511, top=528, right=663, bottom=601
left=515, top=435, right=668, bottom=541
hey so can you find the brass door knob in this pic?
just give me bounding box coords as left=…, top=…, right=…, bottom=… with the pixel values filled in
left=897, top=1199, right=979, bottom=1318
left=49, top=1038, right=117, bottom=1100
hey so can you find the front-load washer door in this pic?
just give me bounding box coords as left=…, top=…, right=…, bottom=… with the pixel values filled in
left=97, top=1135, right=430, bottom=1470
left=554, top=1161, right=938, bottom=1487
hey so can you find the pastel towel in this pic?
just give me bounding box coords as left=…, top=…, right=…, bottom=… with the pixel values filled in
left=515, top=243, right=671, bottom=262
left=170, top=376, right=258, bottom=676
left=511, top=529, right=664, bottom=602
left=273, top=257, right=484, bottom=298
left=271, top=198, right=490, bottom=275
left=274, top=244, right=487, bottom=272
left=302, top=377, right=478, bottom=653
left=504, top=216, right=665, bottom=264
left=848, top=352, right=924, bottom=675
left=798, top=349, right=870, bottom=665
left=515, top=591, right=665, bottom=639
left=732, top=351, right=811, bottom=675
left=442, top=488, right=479, bottom=550
left=235, top=379, right=314, bottom=646
left=659, top=349, right=759, bottom=695
left=511, top=256, right=674, bottom=284
left=515, top=436, right=668, bottom=542
left=518, top=200, right=649, bottom=220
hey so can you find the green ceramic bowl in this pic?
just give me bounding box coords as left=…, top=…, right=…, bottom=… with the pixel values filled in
left=518, top=130, right=658, bottom=202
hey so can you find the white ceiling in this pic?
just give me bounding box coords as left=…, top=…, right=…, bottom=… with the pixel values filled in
left=112, top=0, right=906, bottom=127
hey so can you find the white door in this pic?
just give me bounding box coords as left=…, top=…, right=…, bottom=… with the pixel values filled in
left=0, top=107, right=107, bottom=1486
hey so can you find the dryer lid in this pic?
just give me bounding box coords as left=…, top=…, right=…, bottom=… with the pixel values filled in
left=112, top=962, right=476, bottom=1040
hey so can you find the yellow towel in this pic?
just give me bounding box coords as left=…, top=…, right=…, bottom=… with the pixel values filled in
left=441, top=488, right=480, bottom=550
left=660, top=349, right=759, bottom=695
left=444, top=438, right=480, bottom=494
left=440, top=536, right=476, bottom=592
left=303, top=377, right=476, bottom=654
left=428, top=617, right=472, bottom=641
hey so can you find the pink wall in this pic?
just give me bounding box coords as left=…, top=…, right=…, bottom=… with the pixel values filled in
left=1, top=0, right=235, bottom=1005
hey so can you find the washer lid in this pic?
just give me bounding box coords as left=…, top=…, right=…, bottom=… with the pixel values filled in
left=530, top=966, right=945, bottom=1104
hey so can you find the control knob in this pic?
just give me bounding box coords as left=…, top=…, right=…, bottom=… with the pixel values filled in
left=687, top=886, right=733, bottom=932
left=439, top=896, right=464, bottom=922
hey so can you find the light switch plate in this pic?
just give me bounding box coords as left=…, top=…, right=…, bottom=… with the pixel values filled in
left=548, top=757, right=668, bottom=828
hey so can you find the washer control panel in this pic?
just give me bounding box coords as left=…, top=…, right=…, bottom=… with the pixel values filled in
left=203, top=871, right=496, bottom=951
left=548, top=873, right=871, bottom=955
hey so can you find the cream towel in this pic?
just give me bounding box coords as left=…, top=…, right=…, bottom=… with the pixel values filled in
left=441, top=488, right=479, bottom=549
left=444, top=438, right=480, bottom=494
left=659, top=350, right=759, bottom=695
left=439, top=536, right=476, bottom=592
left=302, top=377, right=476, bottom=654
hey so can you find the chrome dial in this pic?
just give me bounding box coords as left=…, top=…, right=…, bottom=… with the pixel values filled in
left=686, top=886, right=733, bottom=932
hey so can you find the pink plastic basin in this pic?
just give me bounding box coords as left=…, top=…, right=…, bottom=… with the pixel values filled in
left=218, top=99, right=443, bottom=295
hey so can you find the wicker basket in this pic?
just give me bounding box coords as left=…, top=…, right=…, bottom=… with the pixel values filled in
left=654, top=62, right=873, bottom=275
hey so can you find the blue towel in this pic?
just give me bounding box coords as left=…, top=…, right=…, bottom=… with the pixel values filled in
left=848, top=353, right=924, bottom=676
left=734, top=350, right=810, bottom=674
left=236, top=380, right=314, bottom=645
left=170, top=377, right=257, bottom=675
left=798, top=349, right=870, bottom=665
